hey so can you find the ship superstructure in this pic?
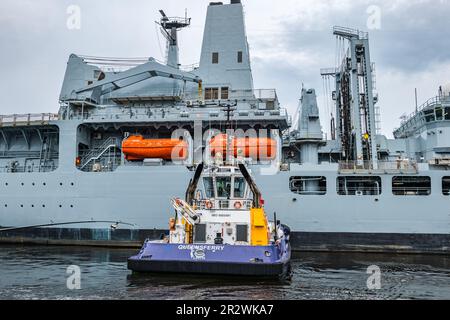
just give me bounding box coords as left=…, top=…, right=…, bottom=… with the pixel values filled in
left=0, top=1, right=449, bottom=254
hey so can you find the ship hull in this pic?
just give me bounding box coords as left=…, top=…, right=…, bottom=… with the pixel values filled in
left=1, top=227, right=449, bottom=254
left=1, top=165, right=449, bottom=254
left=127, top=241, right=291, bottom=277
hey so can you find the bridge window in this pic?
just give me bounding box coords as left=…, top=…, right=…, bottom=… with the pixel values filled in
left=392, top=176, right=431, bottom=196
left=221, top=87, right=229, bottom=100
left=445, top=107, right=450, bottom=120
left=443, top=177, right=450, bottom=195
left=424, top=109, right=435, bottom=123
left=212, top=52, right=219, bottom=64
left=216, top=177, right=231, bottom=198
left=436, top=107, right=443, bottom=121
left=205, top=87, right=219, bottom=100
left=233, top=177, right=246, bottom=198
left=290, top=176, right=327, bottom=195
left=203, top=177, right=214, bottom=198
left=337, top=176, right=382, bottom=196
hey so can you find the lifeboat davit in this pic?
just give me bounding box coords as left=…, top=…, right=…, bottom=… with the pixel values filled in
left=209, top=134, right=276, bottom=160
left=122, top=135, right=188, bottom=161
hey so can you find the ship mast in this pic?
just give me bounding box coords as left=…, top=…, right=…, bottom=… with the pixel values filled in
left=321, top=27, right=379, bottom=169
left=222, top=102, right=237, bottom=166
left=157, top=10, right=191, bottom=68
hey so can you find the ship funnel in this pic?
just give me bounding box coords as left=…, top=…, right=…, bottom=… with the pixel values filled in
left=197, top=0, right=253, bottom=91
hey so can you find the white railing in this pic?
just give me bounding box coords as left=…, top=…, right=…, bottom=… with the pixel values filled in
left=395, top=95, right=450, bottom=135
left=339, top=160, right=419, bottom=174
left=72, top=106, right=290, bottom=122
left=333, top=26, right=369, bottom=39
left=0, top=113, right=59, bottom=126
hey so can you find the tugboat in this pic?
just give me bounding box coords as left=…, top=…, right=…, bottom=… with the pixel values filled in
left=127, top=160, right=291, bottom=278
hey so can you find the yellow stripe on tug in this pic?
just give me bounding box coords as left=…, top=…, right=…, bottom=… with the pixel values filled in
left=250, top=208, right=270, bottom=246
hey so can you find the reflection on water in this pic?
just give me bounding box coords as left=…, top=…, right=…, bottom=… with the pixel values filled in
left=0, top=245, right=449, bottom=300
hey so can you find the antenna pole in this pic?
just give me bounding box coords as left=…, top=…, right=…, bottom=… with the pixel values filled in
left=415, top=88, right=418, bottom=113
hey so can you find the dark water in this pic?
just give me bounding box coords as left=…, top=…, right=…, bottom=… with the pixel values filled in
left=0, top=245, right=449, bottom=300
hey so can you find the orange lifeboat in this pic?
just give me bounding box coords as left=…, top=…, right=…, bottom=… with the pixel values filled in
left=209, top=134, right=276, bottom=160
left=122, top=135, right=188, bottom=161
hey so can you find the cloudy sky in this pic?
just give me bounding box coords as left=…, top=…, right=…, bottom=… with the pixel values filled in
left=0, top=0, right=449, bottom=137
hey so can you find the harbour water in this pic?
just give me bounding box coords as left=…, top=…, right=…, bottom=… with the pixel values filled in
left=0, top=245, right=449, bottom=300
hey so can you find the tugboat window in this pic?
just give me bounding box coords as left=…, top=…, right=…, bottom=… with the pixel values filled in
left=216, top=177, right=231, bottom=198
left=203, top=177, right=214, bottom=198
left=337, top=176, right=382, bottom=196
left=392, top=176, right=431, bottom=196
left=442, top=177, right=450, bottom=195
left=234, top=177, right=246, bottom=198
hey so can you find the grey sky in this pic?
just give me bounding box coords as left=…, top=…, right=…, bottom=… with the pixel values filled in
left=0, top=0, right=449, bottom=137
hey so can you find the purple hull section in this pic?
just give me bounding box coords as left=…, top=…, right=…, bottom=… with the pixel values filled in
left=128, top=240, right=291, bottom=277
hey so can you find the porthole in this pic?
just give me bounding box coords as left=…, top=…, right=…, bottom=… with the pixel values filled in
left=59, top=205, right=62, bottom=208
left=60, top=183, right=63, bottom=186
left=21, top=183, right=24, bottom=186
left=4, top=204, right=7, bottom=208
left=70, top=205, right=74, bottom=208
left=71, top=183, right=74, bottom=186
left=31, top=205, right=34, bottom=208
left=42, top=205, right=46, bottom=208
left=5, top=183, right=8, bottom=186
left=43, top=183, right=46, bottom=186
left=32, top=183, right=35, bottom=186
left=20, top=205, right=23, bottom=208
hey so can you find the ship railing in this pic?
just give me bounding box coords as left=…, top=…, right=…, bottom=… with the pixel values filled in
left=0, top=113, right=59, bottom=126
left=182, top=88, right=279, bottom=105
left=0, top=163, right=58, bottom=173
left=179, top=63, right=199, bottom=72
left=394, top=96, right=450, bottom=135
left=333, top=26, right=369, bottom=40
left=80, top=55, right=200, bottom=73
left=75, top=106, right=290, bottom=122
left=338, top=160, right=419, bottom=174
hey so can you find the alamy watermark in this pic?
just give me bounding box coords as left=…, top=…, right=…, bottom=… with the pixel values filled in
left=366, top=265, right=381, bottom=290
left=366, top=5, right=381, bottom=30
left=67, top=5, right=81, bottom=30
left=66, top=265, right=81, bottom=290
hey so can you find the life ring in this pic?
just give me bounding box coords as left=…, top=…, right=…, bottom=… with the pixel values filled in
left=234, top=201, right=242, bottom=210
left=206, top=201, right=213, bottom=209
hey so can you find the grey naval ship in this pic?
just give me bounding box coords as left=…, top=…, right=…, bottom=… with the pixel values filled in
left=1, top=0, right=449, bottom=254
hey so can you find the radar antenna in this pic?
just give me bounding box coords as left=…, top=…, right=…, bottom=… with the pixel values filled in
left=156, top=9, right=191, bottom=68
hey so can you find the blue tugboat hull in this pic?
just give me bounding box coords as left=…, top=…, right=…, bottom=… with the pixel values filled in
left=128, top=241, right=291, bottom=278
